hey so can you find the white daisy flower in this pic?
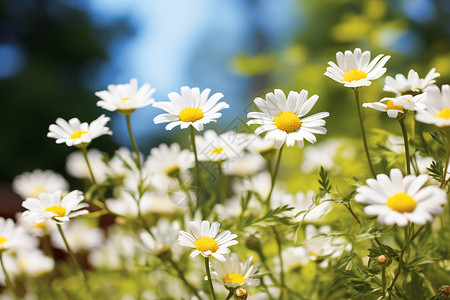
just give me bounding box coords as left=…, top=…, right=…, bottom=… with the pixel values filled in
left=140, top=218, right=181, bottom=256
left=12, top=169, right=69, bottom=200
left=95, top=78, right=155, bottom=114
left=281, top=247, right=309, bottom=273
left=22, top=190, right=89, bottom=224
left=210, top=253, right=260, bottom=288
left=247, top=89, right=329, bottom=149
left=0, top=218, right=37, bottom=252
left=15, top=249, right=54, bottom=277
left=223, top=152, right=266, bottom=177
left=47, top=114, right=112, bottom=147
left=324, top=48, right=390, bottom=88
left=246, top=134, right=276, bottom=156
left=300, top=139, right=342, bottom=173
left=66, top=149, right=109, bottom=181
left=178, top=220, right=238, bottom=262
left=415, top=84, right=450, bottom=127
left=145, top=143, right=194, bottom=191
left=272, top=190, right=333, bottom=222
left=384, top=68, right=440, bottom=95
left=195, top=130, right=247, bottom=162
left=153, top=86, right=229, bottom=131
left=355, top=168, right=447, bottom=226
left=363, top=94, right=424, bottom=118
left=15, top=213, right=53, bottom=237
left=50, top=221, right=104, bottom=252
left=106, top=147, right=141, bottom=179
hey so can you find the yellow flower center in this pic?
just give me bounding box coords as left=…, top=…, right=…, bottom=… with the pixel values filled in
left=222, top=273, right=246, bottom=285
left=34, top=222, right=47, bottom=230
left=385, top=100, right=404, bottom=112
left=179, top=107, right=204, bottom=122
left=31, top=186, right=46, bottom=198
left=210, top=147, right=224, bottom=154
left=45, top=205, right=67, bottom=217
left=273, top=112, right=302, bottom=133
left=165, top=165, right=180, bottom=178
left=194, top=237, right=219, bottom=253
left=386, top=192, right=417, bottom=213
left=343, top=68, right=367, bottom=82
left=122, top=97, right=130, bottom=101
left=0, top=237, right=7, bottom=245
left=436, top=108, right=450, bottom=120
left=70, top=129, right=88, bottom=139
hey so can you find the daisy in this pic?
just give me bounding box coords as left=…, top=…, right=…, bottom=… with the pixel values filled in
left=415, top=85, right=450, bottom=127
left=247, top=89, right=329, bottom=149
left=22, top=190, right=89, bottom=224
left=95, top=78, right=155, bottom=114
left=355, top=168, right=447, bottom=226
left=12, top=169, right=69, bottom=200
left=178, top=220, right=238, bottom=262
left=50, top=220, right=104, bottom=252
left=144, top=143, right=194, bottom=191
left=153, top=86, right=229, bottom=131
left=281, top=247, right=309, bottom=273
left=0, top=218, right=37, bottom=252
left=210, top=253, right=260, bottom=288
left=195, top=130, right=247, bottom=162
left=384, top=68, right=440, bottom=95
left=47, top=114, right=112, bottom=147
left=325, top=48, right=390, bottom=88
left=223, top=152, right=266, bottom=177
left=140, top=218, right=181, bottom=256
left=246, top=134, right=276, bottom=156
left=363, top=94, right=424, bottom=118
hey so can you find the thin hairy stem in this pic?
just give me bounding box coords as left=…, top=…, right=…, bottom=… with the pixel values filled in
left=266, top=146, right=284, bottom=205
left=125, top=114, right=142, bottom=170
left=398, top=117, right=411, bottom=175
left=0, top=252, right=19, bottom=300
left=204, top=257, right=217, bottom=300
left=190, top=126, right=201, bottom=210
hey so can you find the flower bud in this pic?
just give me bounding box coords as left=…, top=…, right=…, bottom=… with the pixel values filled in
left=437, top=285, right=450, bottom=300
left=234, top=287, right=247, bottom=300
left=377, top=255, right=387, bottom=264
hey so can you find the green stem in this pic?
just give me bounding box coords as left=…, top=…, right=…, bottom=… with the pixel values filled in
left=167, top=256, right=201, bottom=299
left=80, top=146, right=105, bottom=208
left=56, top=224, right=92, bottom=297
left=260, top=277, right=275, bottom=300
left=266, top=146, right=284, bottom=205
left=0, top=252, right=19, bottom=300
left=380, top=264, right=386, bottom=298
left=125, top=114, right=142, bottom=170
left=440, top=129, right=450, bottom=189
left=345, top=202, right=382, bottom=247
left=190, top=126, right=201, bottom=211
left=225, top=289, right=235, bottom=300
left=217, top=163, right=227, bottom=204
left=272, top=227, right=285, bottom=300
left=398, top=117, right=411, bottom=175
left=385, top=223, right=415, bottom=297
left=204, top=257, right=217, bottom=300
left=255, top=249, right=280, bottom=286
left=353, top=88, right=376, bottom=178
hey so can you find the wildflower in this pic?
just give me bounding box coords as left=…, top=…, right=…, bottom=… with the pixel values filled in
left=50, top=220, right=104, bottom=252
left=384, top=68, right=440, bottom=95
left=15, top=249, right=54, bottom=277
left=363, top=94, right=424, bottom=118
left=247, top=89, right=329, bottom=149
left=47, top=114, right=112, bottom=147
left=0, top=218, right=37, bottom=252
left=210, top=253, right=259, bottom=287
left=281, top=247, right=309, bottom=273
left=145, top=143, right=194, bottom=190
left=12, top=169, right=68, bottom=199
left=355, top=169, right=447, bottom=226
left=22, top=190, right=89, bottom=224
left=66, top=149, right=109, bottom=181
left=223, top=152, right=266, bottom=177
left=140, top=219, right=181, bottom=257
left=416, top=84, right=450, bottom=127
left=15, top=213, right=53, bottom=237
left=178, top=220, right=238, bottom=262
left=245, top=134, right=276, bottom=156
left=153, top=86, right=229, bottom=131
left=195, top=130, right=246, bottom=162
left=95, top=78, right=155, bottom=114
left=324, top=48, right=390, bottom=88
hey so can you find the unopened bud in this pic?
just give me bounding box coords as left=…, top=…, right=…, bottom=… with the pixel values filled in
left=437, top=285, right=450, bottom=300
left=234, top=287, right=247, bottom=300
left=245, top=235, right=261, bottom=252
left=377, top=255, right=387, bottom=264
left=115, top=217, right=127, bottom=225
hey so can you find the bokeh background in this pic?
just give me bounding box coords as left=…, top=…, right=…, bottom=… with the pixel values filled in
left=1, top=0, right=449, bottom=215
